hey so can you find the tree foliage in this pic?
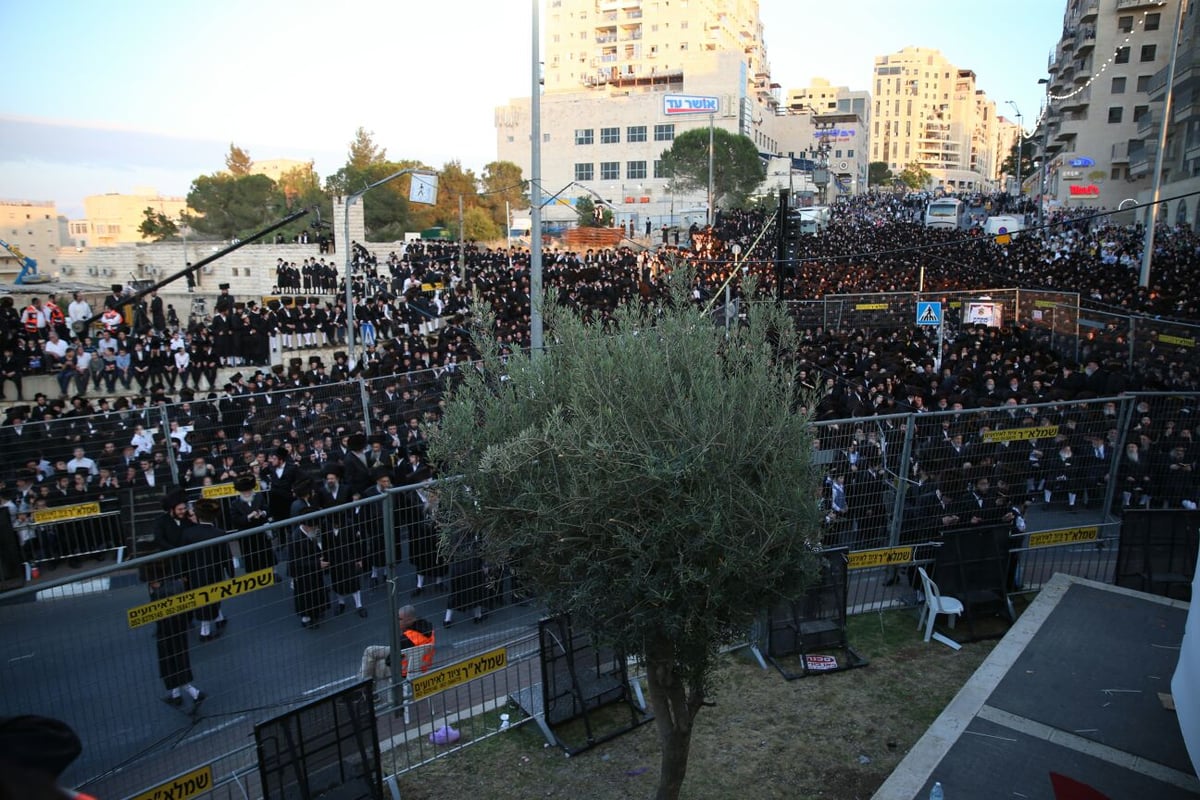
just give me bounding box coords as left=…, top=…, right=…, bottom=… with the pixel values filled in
left=429, top=273, right=824, bottom=800
left=186, top=173, right=281, bottom=240
left=1000, top=136, right=1035, bottom=191
left=480, top=160, right=528, bottom=229
left=461, top=205, right=501, bottom=241
left=225, top=143, right=253, bottom=176
left=138, top=207, right=179, bottom=241
left=660, top=128, right=765, bottom=209
left=573, top=195, right=613, bottom=228
left=895, top=161, right=933, bottom=191
left=347, top=127, right=387, bottom=171
left=868, top=161, right=894, bottom=187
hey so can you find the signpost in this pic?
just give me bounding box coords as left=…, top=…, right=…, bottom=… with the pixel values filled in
left=917, top=301, right=944, bottom=370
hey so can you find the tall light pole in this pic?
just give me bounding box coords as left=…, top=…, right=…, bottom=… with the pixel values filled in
left=530, top=0, right=544, bottom=357
left=344, top=168, right=427, bottom=367
left=1006, top=101, right=1023, bottom=201
left=1141, top=0, right=1189, bottom=288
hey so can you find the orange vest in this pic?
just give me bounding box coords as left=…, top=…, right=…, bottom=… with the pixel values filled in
left=400, top=628, right=435, bottom=676
left=46, top=301, right=65, bottom=326
left=100, top=309, right=123, bottom=330
left=22, top=305, right=40, bottom=333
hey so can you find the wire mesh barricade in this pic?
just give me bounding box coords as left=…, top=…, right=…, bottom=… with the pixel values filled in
left=0, top=489, right=546, bottom=800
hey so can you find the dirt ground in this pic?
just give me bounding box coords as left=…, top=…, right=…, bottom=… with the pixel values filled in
left=390, top=605, right=1012, bottom=800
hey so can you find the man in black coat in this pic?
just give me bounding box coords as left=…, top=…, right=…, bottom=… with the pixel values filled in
left=265, top=447, right=298, bottom=522
left=341, top=432, right=372, bottom=499
left=180, top=498, right=233, bottom=641
left=228, top=475, right=274, bottom=575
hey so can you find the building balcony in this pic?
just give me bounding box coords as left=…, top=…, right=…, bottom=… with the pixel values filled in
left=1058, top=87, right=1090, bottom=111
left=1076, top=26, right=1096, bottom=55
left=1116, top=0, right=1161, bottom=9
left=1059, top=61, right=1077, bottom=81
left=1111, top=140, right=1130, bottom=164
left=1136, top=110, right=1160, bottom=137
left=1080, top=1, right=1099, bottom=21
left=1185, top=130, right=1200, bottom=164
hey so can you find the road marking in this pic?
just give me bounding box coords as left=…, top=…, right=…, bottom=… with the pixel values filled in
left=180, top=714, right=248, bottom=744
left=303, top=675, right=358, bottom=696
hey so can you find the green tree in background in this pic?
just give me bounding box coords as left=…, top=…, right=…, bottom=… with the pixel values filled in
left=480, top=160, right=528, bottom=229
left=461, top=205, right=501, bottom=241
left=430, top=272, right=823, bottom=800
left=659, top=128, right=765, bottom=210
left=138, top=207, right=179, bottom=241
left=895, top=161, right=933, bottom=191
left=573, top=195, right=612, bottom=227
left=868, top=161, right=894, bottom=188
left=225, top=143, right=253, bottom=176
left=186, top=173, right=280, bottom=240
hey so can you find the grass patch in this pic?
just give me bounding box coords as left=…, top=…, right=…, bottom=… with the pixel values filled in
left=392, top=605, right=1013, bottom=799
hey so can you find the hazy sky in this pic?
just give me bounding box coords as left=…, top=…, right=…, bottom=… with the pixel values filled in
left=2, top=0, right=1065, bottom=218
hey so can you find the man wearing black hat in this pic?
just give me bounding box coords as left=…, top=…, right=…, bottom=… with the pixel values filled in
left=289, top=505, right=328, bottom=629
left=358, top=466, right=393, bottom=587
left=180, top=498, right=233, bottom=641
left=229, top=474, right=274, bottom=575
left=265, top=447, right=298, bottom=522
left=214, top=283, right=235, bottom=315
left=0, top=715, right=99, bottom=798
left=341, top=432, right=372, bottom=499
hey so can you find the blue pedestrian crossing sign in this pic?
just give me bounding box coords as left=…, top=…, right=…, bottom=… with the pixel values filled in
left=916, top=301, right=943, bottom=326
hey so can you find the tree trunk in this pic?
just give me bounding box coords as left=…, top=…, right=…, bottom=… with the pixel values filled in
left=644, top=633, right=704, bottom=800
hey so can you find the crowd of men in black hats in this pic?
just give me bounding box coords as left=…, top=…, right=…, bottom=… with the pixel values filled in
left=1, top=190, right=1199, bottom=572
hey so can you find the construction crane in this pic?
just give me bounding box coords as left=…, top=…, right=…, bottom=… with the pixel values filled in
left=0, top=239, right=50, bottom=285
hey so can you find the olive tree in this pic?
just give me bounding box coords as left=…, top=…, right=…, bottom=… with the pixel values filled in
left=429, top=273, right=824, bottom=800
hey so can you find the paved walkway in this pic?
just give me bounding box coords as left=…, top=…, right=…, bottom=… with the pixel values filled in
left=874, top=574, right=1198, bottom=800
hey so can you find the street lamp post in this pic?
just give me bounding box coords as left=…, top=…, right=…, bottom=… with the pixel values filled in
left=344, top=168, right=429, bottom=368
left=1036, top=78, right=1051, bottom=232
left=1006, top=101, right=1023, bottom=201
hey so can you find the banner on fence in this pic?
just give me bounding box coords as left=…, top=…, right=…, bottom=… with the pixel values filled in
left=128, top=765, right=213, bottom=800
left=411, top=647, right=508, bottom=701
left=33, top=501, right=101, bottom=524
left=126, top=568, right=276, bottom=628
left=982, top=425, right=1059, bottom=443
left=847, top=546, right=913, bottom=569
left=1028, top=526, right=1099, bottom=549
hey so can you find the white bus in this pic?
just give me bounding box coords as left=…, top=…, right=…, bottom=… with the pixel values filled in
left=924, top=198, right=967, bottom=230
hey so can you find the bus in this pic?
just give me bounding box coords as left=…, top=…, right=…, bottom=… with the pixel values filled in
left=924, top=198, right=967, bottom=230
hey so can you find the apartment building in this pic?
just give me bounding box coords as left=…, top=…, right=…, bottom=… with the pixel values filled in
left=1039, top=0, right=1179, bottom=211
left=496, top=0, right=825, bottom=227
left=0, top=200, right=67, bottom=280
left=871, top=47, right=999, bottom=193
left=70, top=190, right=189, bottom=247
left=783, top=78, right=872, bottom=195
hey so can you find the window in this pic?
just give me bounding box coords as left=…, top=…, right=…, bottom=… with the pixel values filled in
left=847, top=149, right=855, bottom=158
left=653, top=123, right=675, bottom=141
left=1112, top=167, right=1124, bottom=180
left=1118, top=15, right=1133, bottom=33
left=1108, top=107, right=1124, bottom=124
left=575, top=162, right=594, bottom=181
left=627, top=125, right=647, bottom=142
left=834, top=149, right=842, bottom=158
left=653, top=159, right=667, bottom=179
left=1133, top=105, right=1149, bottom=123
left=600, top=126, right=620, bottom=144
left=1140, top=44, right=1157, bottom=62
left=626, top=160, right=647, bottom=179
left=1137, top=74, right=1153, bottom=92
left=575, top=128, right=594, bottom=145
left=1115, top=46, right=1130, bottom=64
left=600, top=161, right=619, bottom=180
left=1145, top=12, right=1160, bottom=31
left=1112, top=76, right=1127, bottom=94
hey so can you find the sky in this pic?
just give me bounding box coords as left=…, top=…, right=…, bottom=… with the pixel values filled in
left=2, top=0, right=1065, bottom=219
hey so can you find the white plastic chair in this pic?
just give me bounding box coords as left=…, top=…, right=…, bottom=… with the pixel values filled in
left=916, top=567, right=964, bottom=647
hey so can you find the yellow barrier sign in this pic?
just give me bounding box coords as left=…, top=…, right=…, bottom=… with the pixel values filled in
left=1034, top=300, right=1060, bottom=308
left=847, top=546, right=914, bottom=570
left=200, top=482, right=262, bottom=499
left=410, top=647, right=508, bottom=701
left=982, top=425, right=1059, bottom=443
left=127, top=568, right=276, bottom=629
left=128, top=765, right=213, bottom=800
left=1159, top=334, right=1195, bottom=348
left=33, top=502, right=101, bottom=524
left=1029, top=527, right=1099, bottom=549
left=854, top=303, right=889, bottom=311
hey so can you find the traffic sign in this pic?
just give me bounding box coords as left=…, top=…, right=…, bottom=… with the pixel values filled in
left=916, top=301, right=942, bottom=326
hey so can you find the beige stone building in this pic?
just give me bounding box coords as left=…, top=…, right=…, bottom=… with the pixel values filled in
left=871, top=46, right=1000, bottom=192
left=0, top=200, right=68, bottom=280
left=69, top=190, right=189, bottom=247
left=1038, top=0, right=1181, bottom=212
left=783, top=78, right=872, bottom=195
left=496, top=0, right=832, bottom=227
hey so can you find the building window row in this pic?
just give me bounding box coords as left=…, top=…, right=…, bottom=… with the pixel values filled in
left=574, top=161, right=655, bottom=181
left=577, top=124, right=673, bottom=145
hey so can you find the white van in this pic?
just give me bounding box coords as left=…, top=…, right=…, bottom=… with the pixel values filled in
left=983, top=215, right=1025, bottom=238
